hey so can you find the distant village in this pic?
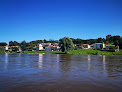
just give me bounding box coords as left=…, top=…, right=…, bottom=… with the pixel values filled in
left=3, top=42, right=119, bottom=52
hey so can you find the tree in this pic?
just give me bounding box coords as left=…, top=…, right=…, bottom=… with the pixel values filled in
left=9, top=41, right=14, bottom=46
left=0, top=42, right=7, bottom=46
left=59, top=37, right=74, bottom=53
left=0, top=46, right=5, bottom=53
left=21, top=41, right=26, bottom=51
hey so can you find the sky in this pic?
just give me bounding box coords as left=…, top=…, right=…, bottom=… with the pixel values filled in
left=0, top=0, right=122, bottom=43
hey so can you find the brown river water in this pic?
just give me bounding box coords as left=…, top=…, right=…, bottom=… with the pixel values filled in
left=0, top=54, right=122, bottom=92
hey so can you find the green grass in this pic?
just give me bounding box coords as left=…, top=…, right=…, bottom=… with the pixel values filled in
left=22, top=51, right=64, bottom=54
left=67, top=49, right=122, bottom=55
left=8, top=49, right=122, bottom=55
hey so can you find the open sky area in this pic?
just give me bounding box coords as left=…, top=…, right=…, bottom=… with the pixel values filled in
left=0, top=0, right=122, bottom=43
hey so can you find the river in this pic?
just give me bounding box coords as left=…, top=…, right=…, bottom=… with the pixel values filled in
left=0, top=54, right=122, bottom=92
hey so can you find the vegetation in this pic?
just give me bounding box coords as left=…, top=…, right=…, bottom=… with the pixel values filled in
left=21, top=41, right=26, bottom=51
left=23, top=51, right=63, bottom=54
left=0, top=42, right=7, bottom=46
left=6, top=34, right=122, bottom=52
left=67, top=49, right=122, bottom=55
left=21, top=49, right=122, bottom=55
left=0, top=46, right=5, bottom=54
left=59, top=37, right=74, bottom=53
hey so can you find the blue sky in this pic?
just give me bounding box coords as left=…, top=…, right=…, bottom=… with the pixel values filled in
left=0, top=0, right=122, bottom=43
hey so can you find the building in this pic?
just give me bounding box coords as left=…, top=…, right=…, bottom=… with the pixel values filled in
left=45, top=46, right=60, bottom=51
left=94, top=43, right=106, bottom=49
left=81, top=44, right=91, bottom=49
left=90, top=44, right=94, bottom=49
left=4, top=45, right=9, bottom=50
left=36, top=44, right=43, bottom=51
left=45, top=46, right=51, bottom=51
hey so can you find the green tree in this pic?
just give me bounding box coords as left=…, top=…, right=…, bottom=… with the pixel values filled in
left=59, top=37, right=74, bottom=53
left=0, top=42, right=7, bottom=46
left=21, top=41, right=26, bottom=51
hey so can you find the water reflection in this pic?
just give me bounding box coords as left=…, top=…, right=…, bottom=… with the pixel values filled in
left=4, top=53, right=8, bottom=69
left=103, top=55, right=106, bottom=71
left=38, top=54, right=43, bottom=68
left=88, top=55, right=91, bottom=69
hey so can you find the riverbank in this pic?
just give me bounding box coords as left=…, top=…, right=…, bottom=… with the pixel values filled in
left=22, top=51, right=64, bottom=54
left=21, top=49, right=122, bottom=55
left=67, top=49, right=122, bottom=55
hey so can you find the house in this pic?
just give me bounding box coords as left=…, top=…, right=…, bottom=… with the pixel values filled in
left=33, top=46, right=37, bottom=51
left=81, top=44, right=91, bottom=49
left=90, top=44, right=94, bottom=49
left=4, top=45, right=9, bottom=50
left=51, top=46, right=60, bottom=51
left=45, top=45, right=60, bottom=51
left=36, top=44, right=43, bottom=51
left=105, top=45, right=115, bottom=48
left=94, top=43, right=106, bottom=49
left=45, top=46, right=51, bottom=51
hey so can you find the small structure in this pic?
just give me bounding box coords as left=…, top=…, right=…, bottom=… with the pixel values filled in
left=94, top=43, right=106, bottom=49
left=81, top=44, right=91, bottom=49
left=90, top=44, right=94, bottom=49
left=105, top=45, right=115, bottom=48
left=36, top=44, right=43, bottom=51
left=45, top=45, right=60, bottom=51
left=45, top=46, right=51, bottom=51
left=4, top=45, right=9, bottom=50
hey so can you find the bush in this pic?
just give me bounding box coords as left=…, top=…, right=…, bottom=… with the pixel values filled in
left=0, top=46, right=5, bottom=53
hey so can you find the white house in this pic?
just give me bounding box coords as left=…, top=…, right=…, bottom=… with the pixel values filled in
left=45, top=46, right=60, bottom=51
left=45, top=46, right=51, bottom=51
left=36, top=44, right=43, bottom=51
left=4, top=45, right=9, bottom=50
left=81, top=44, right=91, bottom=49
left=94, top=43, right=106, bottom=49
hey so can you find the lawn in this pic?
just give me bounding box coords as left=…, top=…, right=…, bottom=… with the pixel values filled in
left=67, top=49, right=122, bottom=55
left=22, top=51, right=64, bottom=54
left=7, top=49, right=122, bottom=55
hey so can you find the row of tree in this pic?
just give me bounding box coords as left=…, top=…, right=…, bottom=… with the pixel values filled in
left=0, top=35, right=122, bottom=52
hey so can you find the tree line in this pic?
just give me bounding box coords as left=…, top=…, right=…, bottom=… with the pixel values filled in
left=0, top=35, right=122, bottom=51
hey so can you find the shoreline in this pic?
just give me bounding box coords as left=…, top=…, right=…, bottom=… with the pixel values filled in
left=3, top=49, right=122, bottom=55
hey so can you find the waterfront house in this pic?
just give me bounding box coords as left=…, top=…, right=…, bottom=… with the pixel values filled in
left=4, top=45, right=9, bottom=50
left=81, top=44, right=91, bottom=49
left=94, top=43, right=106, bottom=49
left=90, top=44, right=94, bottom=49
left=36, top=44, right=44, bottom=51
left=45, top=45, right=60, bottom=51
left=45, top=46, right=51, bottom=51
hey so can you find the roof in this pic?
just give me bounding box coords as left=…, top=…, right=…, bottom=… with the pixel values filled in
left=106, top=45, right=115, bottom=47
left=94, top=43, right=102, bottom=44
left=90, top=44, right=94, bottom=46
left=4, top=45, right=9, bottom=47
left=33, top=47, right=37, bottom=48
left=82, top=44, right=89, bottom=45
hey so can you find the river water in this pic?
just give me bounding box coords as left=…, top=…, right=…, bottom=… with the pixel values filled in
left=0, top=54, right=122, bottom=92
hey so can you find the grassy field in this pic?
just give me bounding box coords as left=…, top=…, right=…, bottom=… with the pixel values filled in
left=22, top=49, right=122, bottom=55
left=22, top=51, right=64, bottom=54
left=67, top=49, right=122, bottom=55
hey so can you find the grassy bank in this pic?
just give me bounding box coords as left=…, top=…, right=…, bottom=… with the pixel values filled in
left=22, top=51, right=64, bottom=54
left=67, top=49, right=122, bottom=55
left=22, top=49, right=122, bottom=55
